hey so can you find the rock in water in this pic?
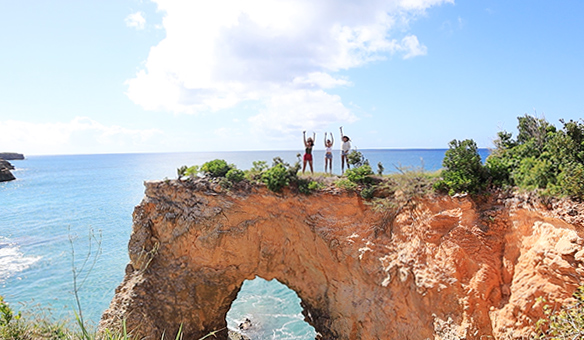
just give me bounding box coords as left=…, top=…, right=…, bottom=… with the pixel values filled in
left=228, top=330, right=251, bottom=340
left=0, top=159, right=14, bottom=170
left=0, top=159, right=15, bottom=182
left=238, top=318, right=252, bottom=331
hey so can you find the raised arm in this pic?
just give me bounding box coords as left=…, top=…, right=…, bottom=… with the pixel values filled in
left=313, top=132, right=316, bottom=145
left=324, top=132, right=328, bottom=147
left=330, top=132, right=334, bottom=145
left=303, top=131, right=307, bottom=147
left=340, top=126, right=344, bottom=140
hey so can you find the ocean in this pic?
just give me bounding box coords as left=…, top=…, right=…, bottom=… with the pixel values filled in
left=0, top=149, right=490, bottom=339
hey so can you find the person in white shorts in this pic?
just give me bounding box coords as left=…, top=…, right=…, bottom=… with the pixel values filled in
left=324, top=132, right=334, bottom=174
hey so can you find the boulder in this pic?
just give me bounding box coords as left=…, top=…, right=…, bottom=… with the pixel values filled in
left=0, top=168, right=15, bottom=182
left=0, top=159, right=15, bottom=182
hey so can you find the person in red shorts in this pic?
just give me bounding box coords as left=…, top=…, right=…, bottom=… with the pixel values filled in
left=303, top=131, right=316, bottom=174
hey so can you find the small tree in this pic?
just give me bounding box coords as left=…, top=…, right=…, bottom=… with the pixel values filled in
left=434, top=139, right=486, bottom=195
left=377, top=162, right=384, bottom=176
left=200, top=159, right=233, bottom=177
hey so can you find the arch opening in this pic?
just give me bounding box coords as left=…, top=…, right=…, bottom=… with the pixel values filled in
left=226, top=277, right=317, bottom=340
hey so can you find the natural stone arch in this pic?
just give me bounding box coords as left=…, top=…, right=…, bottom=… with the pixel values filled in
left=99, top=179, right=584, bottom=340
left=100, top=179, right=409, bottom=340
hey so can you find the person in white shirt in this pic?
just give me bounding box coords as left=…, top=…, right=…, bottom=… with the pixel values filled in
left=340, top=126, right=351, bottom=174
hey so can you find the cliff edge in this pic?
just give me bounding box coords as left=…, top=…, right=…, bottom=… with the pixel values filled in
left=100, top=178, right=584, bottom=339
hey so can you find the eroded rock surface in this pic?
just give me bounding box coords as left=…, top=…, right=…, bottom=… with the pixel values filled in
left=100, top=179, right=584, bottom=339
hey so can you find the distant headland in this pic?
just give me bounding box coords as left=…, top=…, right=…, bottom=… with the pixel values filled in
left=0, top=152, right=24, bottom=182
left=0, top=152, right=25, bottom=160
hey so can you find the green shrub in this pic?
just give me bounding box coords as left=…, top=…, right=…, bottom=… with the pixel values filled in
left=184, top=165, right=200, bottom=178
left=261, top=163, right=289, bottom=192
left=434, top=139, right=486, bottom=195
left=225, top=168, right=245, bottom=183
left=251, top=160, right=268, bottom=172
left=535, top=286, right=584, bottom=339
left=259, top=157, right=302, bottom=192
left=245, top=160, right=268, bottom=181
left=295, top=179, right=323, bottom=195
left=200, top=159, right=233, bottom=178
left=513, top=157, right=554, bottom=190
left=347, top=150, right=367, bottom=167
left=345, top=164, right=374, bottom=184
left=177, top=165, right=188, bottom=179
left=308, top=181, right=323, bottom=191
left=485, top=155, right=511, bottom=187
left=335, top=178, right=358, bottom=191
left=296, top=178, right=311, bottom=194
left=360, top=186, right=375, bottom=199
left=557, top=162, right=584, bottom=199
left=0, top=296, right=19, bottom=327
left=486, top=116, right=584, bottom=199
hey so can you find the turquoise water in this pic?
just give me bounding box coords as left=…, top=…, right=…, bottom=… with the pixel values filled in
left=0, top=149, right=489, bottom=339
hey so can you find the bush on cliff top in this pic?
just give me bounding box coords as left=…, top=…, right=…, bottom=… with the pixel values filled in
left=433, top=115, right=584, bottom=199
left=486, top=115, right=584, bottom=199
left=345, top=164, right=374, bottom=184
left=434, top=139, right=487, bottom=195
left=260, top=157, right=301, bottom=192
left=200, top=159, right=234, bottom=178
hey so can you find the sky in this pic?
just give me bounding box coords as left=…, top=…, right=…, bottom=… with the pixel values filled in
left=1, top=0, right=583, bottom=156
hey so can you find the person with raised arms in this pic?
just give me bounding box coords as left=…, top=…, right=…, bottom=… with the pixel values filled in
left=324, top=132, right=334, bottom=174
left=340, top=126, right=351, bottom=174
left=303, top=131, right=316, bottom=175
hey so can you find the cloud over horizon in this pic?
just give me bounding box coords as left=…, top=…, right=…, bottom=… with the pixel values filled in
left=0, top=117, right=164, bottom=155
left=126, top=0, right=453, bottom=137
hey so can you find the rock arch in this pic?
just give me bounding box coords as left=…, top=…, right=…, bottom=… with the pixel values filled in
left=100, top=179, right=584, bottom=340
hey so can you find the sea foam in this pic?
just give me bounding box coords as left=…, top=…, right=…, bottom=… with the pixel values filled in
left=0, top=237, right=41, bottom=284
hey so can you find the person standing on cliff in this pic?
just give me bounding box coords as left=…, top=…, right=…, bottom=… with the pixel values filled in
left=324, top=132, right=334, bottom=174
left=340, top=126, right=351, bottom=174
left=303, top=131, right=316, bottom=175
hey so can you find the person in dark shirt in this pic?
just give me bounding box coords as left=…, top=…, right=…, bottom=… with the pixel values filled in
left=303, top=131, right=316, bottom=174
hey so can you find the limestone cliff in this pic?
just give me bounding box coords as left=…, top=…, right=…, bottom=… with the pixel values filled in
left=100, top=179, right=584, bottom=340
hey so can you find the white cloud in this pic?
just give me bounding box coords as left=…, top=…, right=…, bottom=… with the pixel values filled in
left=126, top=0, right=452, bottom=134
left=292, top=72, right=352, bottom=89
left=249, top=89, right=357, bottom=138
left=125, top=11, right=146, bottom=30
left=400, top=35, right=427, bottom=59
left=0, top=117, right=164, bottom=155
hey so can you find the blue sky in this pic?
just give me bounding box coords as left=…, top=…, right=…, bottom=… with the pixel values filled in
left=1, top=0, right=583, bottom=155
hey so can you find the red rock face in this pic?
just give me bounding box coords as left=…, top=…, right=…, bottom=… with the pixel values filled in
left=100, top=180, right=584, bottom=340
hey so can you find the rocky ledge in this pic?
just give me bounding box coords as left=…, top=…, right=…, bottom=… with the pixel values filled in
left=100, top=178, right=584, bottom=340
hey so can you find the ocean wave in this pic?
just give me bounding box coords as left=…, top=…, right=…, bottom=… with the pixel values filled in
left=0, top=237, right=41, bottom=284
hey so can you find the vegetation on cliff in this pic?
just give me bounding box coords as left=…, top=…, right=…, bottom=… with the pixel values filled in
left=535, top=286, right=584, bottom=339
left=435, top=114, right=584, bottom=199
